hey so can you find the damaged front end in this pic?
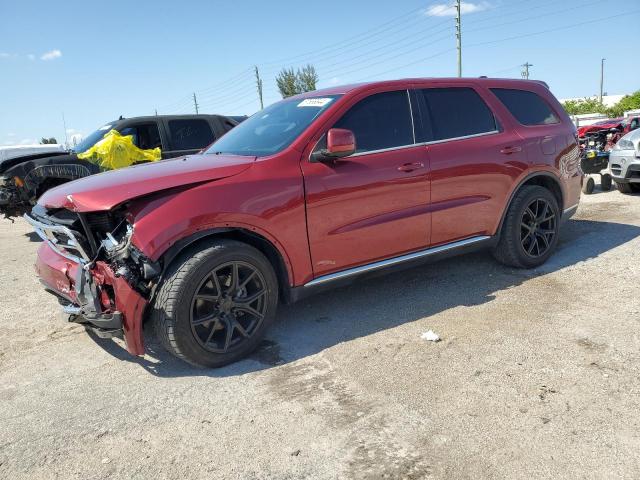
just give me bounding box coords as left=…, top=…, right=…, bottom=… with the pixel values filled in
left=24, top=204, right=160, bottom=355
left=0, top=175, right=31, bottom=220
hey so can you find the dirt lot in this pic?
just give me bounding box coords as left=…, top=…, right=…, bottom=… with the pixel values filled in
left=1, top=188, right=639, bottom=479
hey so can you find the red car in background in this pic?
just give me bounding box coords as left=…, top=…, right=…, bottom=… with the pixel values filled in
left=577, top=116, right=640, bottom=138
left=25, top=77, right=581, bottom=367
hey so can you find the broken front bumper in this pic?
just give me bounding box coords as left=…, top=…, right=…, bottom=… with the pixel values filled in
left=25, top=213, right=148, bottom=356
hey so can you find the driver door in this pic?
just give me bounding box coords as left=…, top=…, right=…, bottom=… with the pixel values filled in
left=301, top=89, right=431, bottom=277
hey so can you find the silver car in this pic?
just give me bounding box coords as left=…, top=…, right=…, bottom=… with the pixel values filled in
left=610, top=128, right=640, bottom=193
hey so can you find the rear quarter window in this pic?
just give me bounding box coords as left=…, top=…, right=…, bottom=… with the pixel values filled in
left=491, top=88, right=559, bottom=126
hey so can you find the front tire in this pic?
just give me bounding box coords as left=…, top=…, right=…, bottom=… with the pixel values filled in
left=152, top=239, right=278, bottom=368
left=492, top=185, right=560, bottom=269
left=616, top=181, right=633, bottom=194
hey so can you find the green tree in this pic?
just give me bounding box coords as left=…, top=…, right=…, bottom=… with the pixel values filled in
left=561, top=97, right=607, bottom=115
left=276, top=68, right=299, bottom=98
left=296, top=64, right=318, bottom=93
left=606, top=90, right=640, bottom=117
left=40, top=137, right=58, bottom=144
left=276, top=64, right=319, bottom=98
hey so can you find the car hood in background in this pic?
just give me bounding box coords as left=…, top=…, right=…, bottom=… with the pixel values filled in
left=39, top=154, right=256, bottom=212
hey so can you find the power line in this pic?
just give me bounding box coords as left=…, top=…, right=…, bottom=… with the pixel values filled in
left=258, top=5, right=432, bottom=67
left=467, top=9, right=638, bottom=49
left=465, top=0, right=602, bottom=35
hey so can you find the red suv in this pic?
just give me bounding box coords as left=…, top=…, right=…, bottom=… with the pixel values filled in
left=25, top=78, right=581, bottom=367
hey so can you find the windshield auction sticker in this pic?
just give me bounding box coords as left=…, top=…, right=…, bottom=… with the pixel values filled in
left=297, top=98, right=333, bottom=107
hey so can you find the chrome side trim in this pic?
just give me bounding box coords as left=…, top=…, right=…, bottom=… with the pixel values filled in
left=304, top=235, right=491, bottom=287
left=418, top=130, right=500, bottom=147
left=23, top=213, right=90, bottom=264
left=349, top=143, right=419, bottom=158
left=347, top=130, right=500, bottom=158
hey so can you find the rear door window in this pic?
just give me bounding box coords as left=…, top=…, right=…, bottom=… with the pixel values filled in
left=417, top=87, right=497, bottom=142
left=333, top=90, right=414, bottom=153
left=168, top=119, right=215, bottom=150
left=119, top=123, right=162, bottom=150
left=491, top=88, right=559, bottom=126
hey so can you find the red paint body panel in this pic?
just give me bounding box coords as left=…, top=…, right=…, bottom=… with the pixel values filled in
left=93, top=262, right=147, bottom=356
left=39, top=154, right=255, bottom=212
left=35, top=243, right=79, bottom=303
left=31, top=77, right=581, bottom=357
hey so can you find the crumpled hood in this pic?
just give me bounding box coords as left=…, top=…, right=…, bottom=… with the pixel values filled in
left=39, top=154, right=255, bottom=212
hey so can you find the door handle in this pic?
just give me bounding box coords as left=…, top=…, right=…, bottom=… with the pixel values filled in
left=500, top=146, right=522, bottom=155
left=397, top=162, right=424, bottom=172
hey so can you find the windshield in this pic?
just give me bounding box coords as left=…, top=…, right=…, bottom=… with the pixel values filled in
left=205, top=95, right=341, bottom=157
left=72, top=123, right=115, bottom=153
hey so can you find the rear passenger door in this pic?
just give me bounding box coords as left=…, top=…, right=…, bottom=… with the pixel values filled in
left=164, top=118, right=216, bottom=158
left=415, top=86, right=527, bottom=246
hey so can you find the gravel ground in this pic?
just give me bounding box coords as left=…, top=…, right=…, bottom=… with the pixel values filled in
left=1, top=187, right=639, bottom=479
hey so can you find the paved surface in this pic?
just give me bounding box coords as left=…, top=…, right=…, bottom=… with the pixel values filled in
left=1, top=188, right=639, bottom=479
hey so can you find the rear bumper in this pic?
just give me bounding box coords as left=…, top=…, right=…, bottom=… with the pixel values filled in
left=34, top=241, right=148, bottom=356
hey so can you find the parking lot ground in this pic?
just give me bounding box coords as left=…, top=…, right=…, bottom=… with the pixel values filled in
left=1, top=188, right=639, bottom=479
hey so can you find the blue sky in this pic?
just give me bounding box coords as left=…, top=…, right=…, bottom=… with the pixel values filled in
left=1, top=0, right=638, bottom=146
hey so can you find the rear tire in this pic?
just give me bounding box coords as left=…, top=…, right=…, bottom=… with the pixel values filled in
left=600, top=173, right=612, bottom=191
left=582, top=176, right=595, bottom=194
left=616, top=181, right=633, bottom=194
left=152, top=239, right=278, bottom=368
left=492, top=185, right=560, bottom=269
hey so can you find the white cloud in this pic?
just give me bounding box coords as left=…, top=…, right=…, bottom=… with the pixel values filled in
left=19, top=138, right=36, bottom=145
left=40, top=49, right=62, bottom=61
left=7, top=133, right=16, bottom=137
left=0, top=52, right=16, bottom=59
left=424, top=1, right=490, bottom=16
left=328, top=77, right=341, bottom=86
left=27, top=53, right=35, bottom=61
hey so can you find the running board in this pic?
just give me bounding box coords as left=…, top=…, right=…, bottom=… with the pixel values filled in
left=304, top=235, right=492, bottom=288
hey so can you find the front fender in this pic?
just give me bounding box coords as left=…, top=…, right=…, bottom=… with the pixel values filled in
left=125, top=165, right=313, bottom=286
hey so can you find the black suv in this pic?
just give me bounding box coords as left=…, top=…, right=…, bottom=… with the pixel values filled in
left=0, top=114, right=241, bottom=218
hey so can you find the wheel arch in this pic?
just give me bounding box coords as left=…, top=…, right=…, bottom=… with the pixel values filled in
left=156, top=227, right=293, bottom=304
left=496, top=171, right=565, bottom=236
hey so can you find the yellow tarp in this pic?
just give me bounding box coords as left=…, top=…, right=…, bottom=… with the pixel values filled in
left=77, top=129, right=161, bottom=170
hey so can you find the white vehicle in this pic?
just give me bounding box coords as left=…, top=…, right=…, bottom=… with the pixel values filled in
left=0, top=144, right=65, bottom=164
left=609, top=129, right=640, bottom=194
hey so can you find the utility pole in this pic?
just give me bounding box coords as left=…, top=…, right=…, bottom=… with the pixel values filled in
left=154, top=109, right=158, bottom=116
left=255, top=66, right=264, bottom=110
left=599, top=58, right=605, bottom=104
left=193, top=92, right=199, bottom=114
left=521, top=62, right=533, bottom=79
left=455, top=0, right=462, bottom=77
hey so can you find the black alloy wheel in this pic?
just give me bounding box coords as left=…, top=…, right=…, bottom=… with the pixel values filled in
left=520, top=198, right=557, bottom=258
left=492, top=185, right=560, bottom=268
left=190, top=261, right=267, bottom=353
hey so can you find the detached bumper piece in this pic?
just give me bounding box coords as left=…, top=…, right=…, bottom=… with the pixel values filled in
left=24, top=211, right=148, bottom=355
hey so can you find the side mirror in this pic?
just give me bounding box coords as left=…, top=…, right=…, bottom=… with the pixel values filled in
left=321, top=128, right=356, bottom=160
